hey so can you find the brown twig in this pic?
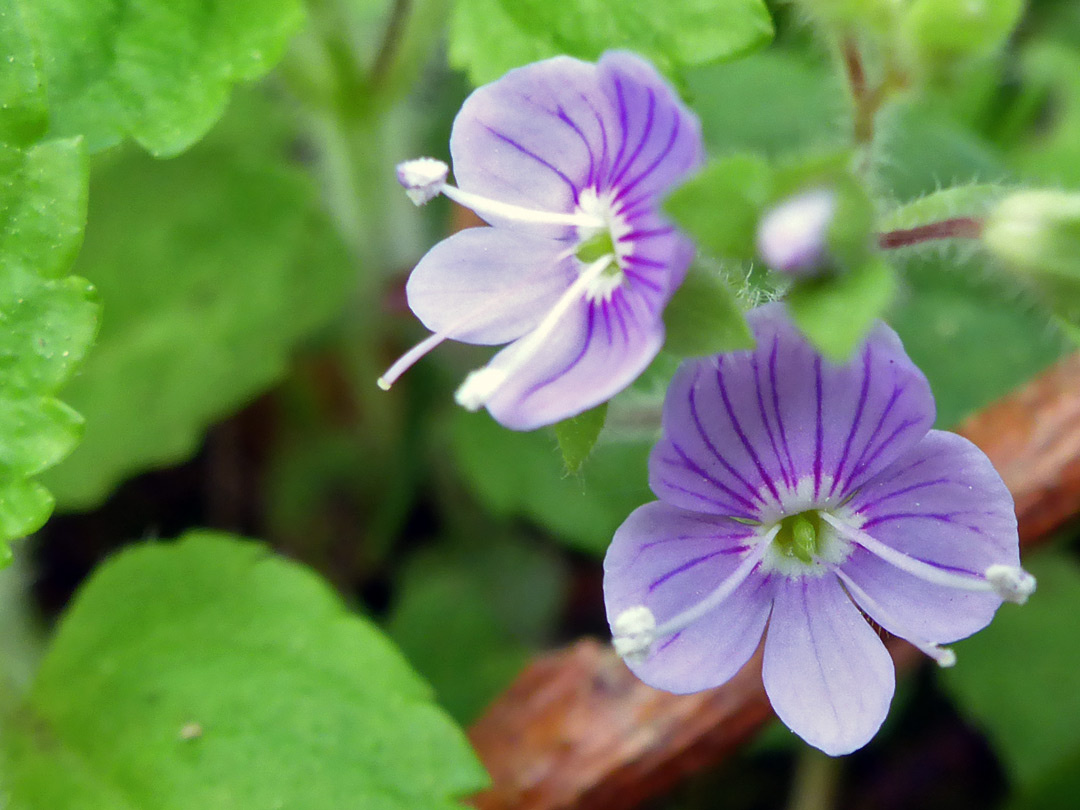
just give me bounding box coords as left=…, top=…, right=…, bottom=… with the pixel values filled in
left=467, top=352, right=1080, bottom=810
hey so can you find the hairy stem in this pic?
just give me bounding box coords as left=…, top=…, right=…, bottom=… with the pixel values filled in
left=878, top=217, right=984, bottom=249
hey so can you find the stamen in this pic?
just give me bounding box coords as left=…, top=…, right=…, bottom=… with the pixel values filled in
left=611, top=527, right=776, bottom=663
left=395, top=157, right=604, bottom=227
left=455, top=255, right=617, bottom=410
left=985, top=564, right=1037, bottom=604
left=820, top=513, right=1036, bottom=604
left=377, top=332, right=449, bottom=390
left=835, top=569, right=957, bottom=668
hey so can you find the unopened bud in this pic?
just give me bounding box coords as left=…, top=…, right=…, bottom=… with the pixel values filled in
left=983, top=190, right=1080, bottom=281
left=756, top=189, right=837, bottom=277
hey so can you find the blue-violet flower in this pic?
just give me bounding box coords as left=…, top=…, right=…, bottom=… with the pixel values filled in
left=604, top=303, right=1034, bottom=755
left=380, top=52, right=703, bottom=430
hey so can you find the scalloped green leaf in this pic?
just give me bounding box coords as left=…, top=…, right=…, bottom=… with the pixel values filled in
left=42, top=97, right=354, bottom=510
left=450, top=0, right=772, bottom=85
left=22, top=0, right=305, bottom=156
left=0, top=137, right=99, bottom=558
left=0, top=2, right=47, bottom=145
left=0, top=532, right=488, bottom=809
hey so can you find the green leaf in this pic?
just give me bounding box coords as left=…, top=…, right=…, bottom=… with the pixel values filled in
left=0, top=136, right=99, bottom=556
left=0, top=1, right=47, bottom=145
left=663, top=264, right=754, bottom=357
left=664, top=154, right=772, bottom=261
left=450, top=410, right=652, bottom=556
left=686, top=50, right=850, bottom=157
left=554, top=403, right=608, bottom=474
left=786, top=258, right=896, bottom=361
left=1010, top=43, right=1080, bottom=187
left=901, top=0, right=1024, bottom=67
left=448, top=0, right=561, bottom=85
left=23, top=0, right=305, bottom=156
left=450, top=0, right=772, bottom=85
left=42, top=98, right=354, bottom=510
left=387, top=536, right=566, bottom=723
left=0, top=532, right=488, bottom=808
left=942, top=554, right=1080, bottom=791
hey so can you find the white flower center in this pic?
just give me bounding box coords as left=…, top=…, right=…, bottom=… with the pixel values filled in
left=573, top=188, right=632, bottom=302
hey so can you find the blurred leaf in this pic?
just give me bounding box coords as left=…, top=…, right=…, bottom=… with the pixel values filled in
left=872, top=100, right=1009, bottom=202
left=0, top=2, right=47, bottom=145
left=0, top=137, right=99, bottom=557
left=787, top=258, right=896, bottom=362
left=664, top=154, right=772, bottom=261
left=889, top=250, right=1065, bottom=428
left=43, top=101, right=355, bottom=511
left=901, top=0, right=1024, bottom=67
left=387, top=536, right=566, bottom=723
left=448, top=0, right=559, bottom=86
left=0, top=532, right=488, bottom=808
left=663, top=264, right=754, bottom=357
left=23, top=0, right=305, bottom=156
left=450, top=0, right=772, bottom=85
left=554, top=403, right=607, bottom=474
left=686, top=50, right=849, bottom=157
left=942, top=554, right=1080, bottom=792
left=1011, top=43, right=1080, bottom=188
left=450, top=410, right=652, bottom=556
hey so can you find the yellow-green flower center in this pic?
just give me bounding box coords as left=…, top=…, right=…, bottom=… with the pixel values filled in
left=772, top=510, right=824, bottom=563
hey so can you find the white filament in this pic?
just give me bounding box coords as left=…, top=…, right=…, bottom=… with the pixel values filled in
left=820, top=513, right=1035, bottom=605
left=454, top=254, right=617, bottom=410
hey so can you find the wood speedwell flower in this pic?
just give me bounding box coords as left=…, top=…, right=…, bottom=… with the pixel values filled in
left=380, top=52, right=703, bottom=430
left=604, top=303, right=1034, bottom=756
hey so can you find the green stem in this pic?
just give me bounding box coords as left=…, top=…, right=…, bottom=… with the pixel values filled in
left=786, top=745, right=841, bottom=810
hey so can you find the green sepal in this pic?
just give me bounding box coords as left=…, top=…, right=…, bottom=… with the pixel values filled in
left=663, top=263, right=754, bottom=357
left=786, top=257, right=896, bottom=361
left=663, top=153, right=772, bottom=261
left=554, top=403, right=608, bottom=474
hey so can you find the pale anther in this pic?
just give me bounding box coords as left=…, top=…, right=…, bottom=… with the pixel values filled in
left=985, top=564, right=1037, bottom=604
left=612, top=605, right=657, bottom=663
left=396, top=158, right=449, bottom=205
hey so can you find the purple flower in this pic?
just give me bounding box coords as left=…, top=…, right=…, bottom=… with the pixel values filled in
left=379, top=52, right=703, bottom=430
left=604, top=303, right=1034, bottom=755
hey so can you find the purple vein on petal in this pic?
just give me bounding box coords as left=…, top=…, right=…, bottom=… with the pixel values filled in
left=611, top=88, right=657, bottom=190
left=669, top=439, right=761, bottom=514
left=648, top=549, right=734, bottom=592
left=690, top=370, right=769, bottom=503
left=769, top=336, right=798, bottom=481
left=578, top=92, right=611, bottom=182
left=830, top=345, right=873, bottom=497
left=616, top=111, right=682, bottom=203
left=623, top=267, right=662, bottom=292
left=813, top=356, right=824, bottom=500
left=855, top=477, right=953, bottom=513
left=715, top=362, right=782, bottom=502
left=555, top=104, right=596, bottom=188
left=518, top=305, right=597, bottom=403
left=841, top=384, right=902, bottom=493
left=751, top=354, right=793, bottom=490
left=610, top=78, right=632, bottom=190
left=860, top=510, right=991, bottom=534
left=624, top=254, right=665, bottom=269
left=847, top=416, right=922, bottom=489
left=482, top=125, right=580, bottom=200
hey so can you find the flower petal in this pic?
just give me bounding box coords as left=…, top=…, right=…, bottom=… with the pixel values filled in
left=406, top=227, right=574, bottom=345
left=763, top=575, right=895, bottom=756
left=450, top=56, right=609, bottom=220
left=597, top=52, right=704, bottom=212
left=483, top=284, right=665, bottom=429
left=649, top=303, right=934, bottom=519
left=842, top=429, right=1019, bottom=643
left=604, top=502, right=772, bottom=693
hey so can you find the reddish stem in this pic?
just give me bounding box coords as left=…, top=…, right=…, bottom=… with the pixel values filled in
left=878, top=217, right=984, bottom=249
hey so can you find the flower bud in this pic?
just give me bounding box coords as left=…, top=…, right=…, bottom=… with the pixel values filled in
left=982, top=190, right=1080, bottom=281
left=756, top=188, right=837, bottom=277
